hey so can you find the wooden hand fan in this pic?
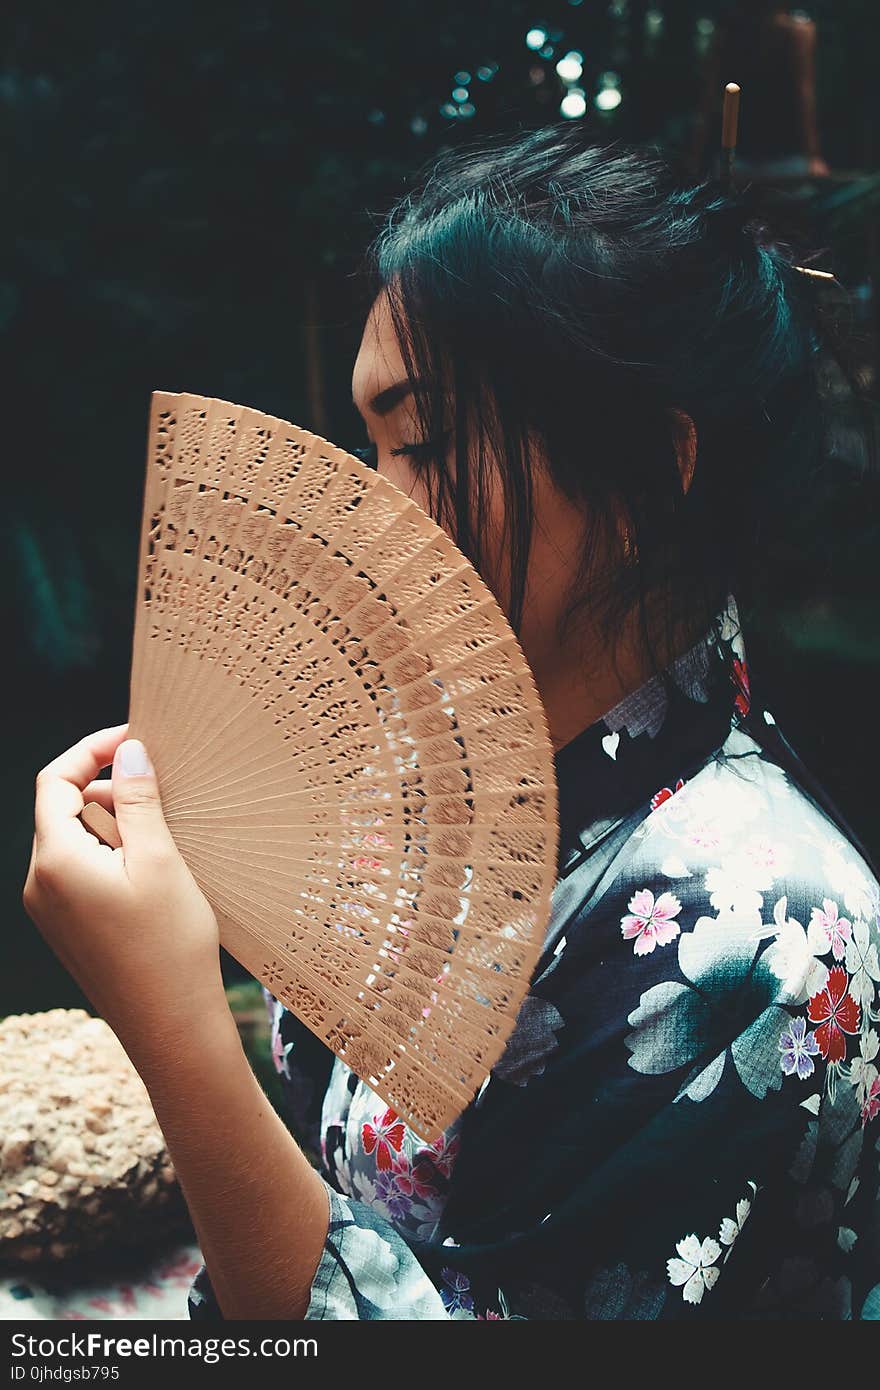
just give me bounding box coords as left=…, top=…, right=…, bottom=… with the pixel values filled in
left=83, top=391, right=559, bottom=1141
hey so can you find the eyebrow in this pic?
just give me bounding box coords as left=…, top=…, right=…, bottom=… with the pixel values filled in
left=355, top=378, right=429, bottom=418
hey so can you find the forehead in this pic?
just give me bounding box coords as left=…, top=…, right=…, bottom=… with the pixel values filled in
left=351, top=290, right=408, bottom=410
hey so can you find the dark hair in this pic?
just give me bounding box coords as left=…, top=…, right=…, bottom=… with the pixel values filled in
left=359, top=123, right=878, bottom=868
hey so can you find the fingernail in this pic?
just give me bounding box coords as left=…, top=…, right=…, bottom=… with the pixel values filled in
left=119, top=739, right=153, bottom=777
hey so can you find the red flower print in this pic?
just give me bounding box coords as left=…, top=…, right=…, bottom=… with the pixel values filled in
left=361, top=1106, right=406, bottom=1170
left=427, top=1132, right=460, bottom=1178
left=862, top=1074, right=880, bottom=1128
left=411, top=1160, right=440, bottom=1197
left=383, top=1151, right=439, bottom=1201
left=732, top=657, right=751, bottom=717
left=806, top=966, right=861, bottom=1063
left=650, top=778, right=685, bottom=812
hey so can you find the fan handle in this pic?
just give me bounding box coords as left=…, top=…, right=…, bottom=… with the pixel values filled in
left=79, top=802, right=123, bottom=850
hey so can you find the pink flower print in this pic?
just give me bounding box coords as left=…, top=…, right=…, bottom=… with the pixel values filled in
left=744, top=839, right=787, bottom=874
left=155, top=1252, right=202, bottom=1282
left=687, top=824, right=722, bottom=852
left=809, top=899, right=852, bottom=962
left=155, top=1251, right=202, bottom=1278
left=621, top=889, right=682, bottom=956
left=862, top=1074, right=880, bottom=1127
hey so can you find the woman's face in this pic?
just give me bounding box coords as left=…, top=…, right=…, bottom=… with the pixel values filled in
left=350, top=289, right=453, bottom=521
left=351, top=289, right=698, bottom=746
left=351, top=290, right=587, bottom=649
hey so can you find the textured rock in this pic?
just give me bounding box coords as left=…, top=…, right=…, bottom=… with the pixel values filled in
left=0, top=1010, right=191, bottom=1265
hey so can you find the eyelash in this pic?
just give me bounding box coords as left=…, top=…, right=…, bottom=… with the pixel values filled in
left=390, top=429, right=451, bottom=466
left=354, top=430, right=451, bottom=472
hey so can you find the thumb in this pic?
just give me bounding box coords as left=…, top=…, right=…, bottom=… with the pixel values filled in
left=111, top=739, right=176, bottom=869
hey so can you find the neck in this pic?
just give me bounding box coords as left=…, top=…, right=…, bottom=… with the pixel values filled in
left=528, top=600, right=713, bottom=754
left=526, top=619, right=647, bottom=754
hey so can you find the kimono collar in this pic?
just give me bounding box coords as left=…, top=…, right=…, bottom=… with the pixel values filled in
left=551, top=595, right=748, bottom=877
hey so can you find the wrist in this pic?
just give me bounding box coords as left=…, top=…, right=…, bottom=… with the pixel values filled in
left=117, top=976, right=237, bottom=1079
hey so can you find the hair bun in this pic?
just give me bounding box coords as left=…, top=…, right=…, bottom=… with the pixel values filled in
left=703, top=190, right=766, bottom=246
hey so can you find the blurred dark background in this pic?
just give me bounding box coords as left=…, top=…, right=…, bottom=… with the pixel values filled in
left=3, top=0, right=878, bottom=1015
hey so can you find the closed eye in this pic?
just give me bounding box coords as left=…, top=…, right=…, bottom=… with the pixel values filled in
left=390, top=429, right=451, bottom=466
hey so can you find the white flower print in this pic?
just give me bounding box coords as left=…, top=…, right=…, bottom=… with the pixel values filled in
left=742, top=837, right=792, bottom=878
left=627, top=911, right=788, bottom=1102
left=320, top=1199, right=445, bottom=1315
left=350, top=1171, right=379, bottom=1206
left=844, top=919, right=880, bottom=1012
left=667, top=1234, right=722, bottom=1304
left=821, top=846, right=880, bottom=925
left=718, top=598, right=746, bottom=661
left=719, top=1183, right=756, bottom=1262
left=669, top=1181, right=757, bottom=1303
left=848, top=1029, right=879, bottom=1111
left=661, top=855, right=693, bottom=878
left=409, top=1204, right=442, bottom=1241
left=639, top=764, right=761, bottom=850
left=762, top=895, right=830, bottom=1005
left=333, top=1150, right=355, bottom=1197
left=837, top=1227, right=858, bottom=1254
left=704, top=852, right=773, bottom=918
left=490, top=995, right=566, bottom=1083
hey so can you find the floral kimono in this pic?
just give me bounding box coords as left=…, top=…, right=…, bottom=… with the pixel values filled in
left=188, top=598, right=880, bottom=1321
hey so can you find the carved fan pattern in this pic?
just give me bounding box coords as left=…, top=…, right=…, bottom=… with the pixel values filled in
left=125, top=391, right=559, bottom=1141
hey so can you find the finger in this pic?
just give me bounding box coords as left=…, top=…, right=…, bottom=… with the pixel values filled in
left=34, top=725, right=129, bottom=848
left=80, top=780, right=115, bottom=814
left=111, top=738, right=177, bottom=874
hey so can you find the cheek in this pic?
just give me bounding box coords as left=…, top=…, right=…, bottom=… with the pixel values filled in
left=374, top=454, right=518, bottom=622
left=378, top=458, right=446, bottom=535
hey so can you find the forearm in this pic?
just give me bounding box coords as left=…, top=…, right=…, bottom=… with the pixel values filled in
left=129, top=1001, right=330, bottom=1320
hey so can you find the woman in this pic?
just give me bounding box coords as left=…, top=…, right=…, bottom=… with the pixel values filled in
left=24, top=127, right=880, bottom=1320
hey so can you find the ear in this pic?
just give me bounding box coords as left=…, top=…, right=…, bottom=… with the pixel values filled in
left=669, top=409, right=697, bottom=495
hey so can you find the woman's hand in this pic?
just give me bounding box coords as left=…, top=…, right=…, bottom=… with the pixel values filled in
left=23, top=724, right=332, bottom=1319
left=22, top=724, right=228, bottom=1065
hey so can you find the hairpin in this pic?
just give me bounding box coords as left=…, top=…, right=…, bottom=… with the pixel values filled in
left=720, top=81, right=836, bottom=283
left=720, top=82, right=740, bottom=192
